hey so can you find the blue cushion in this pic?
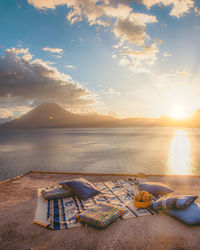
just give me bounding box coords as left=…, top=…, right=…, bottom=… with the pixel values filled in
left=138, top=182, right=173, bottom=195
left=59, top=178, right=100, bottom=201
left=165, top=202, right=200, bottom=225
left=153, top=195, right=198, bottom=210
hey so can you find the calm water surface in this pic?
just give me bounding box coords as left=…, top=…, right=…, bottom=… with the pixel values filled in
left=0, top=127, right=200, bottom=181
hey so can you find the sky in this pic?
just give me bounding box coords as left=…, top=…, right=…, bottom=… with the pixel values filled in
left=0, top=0, right=200, bottom=122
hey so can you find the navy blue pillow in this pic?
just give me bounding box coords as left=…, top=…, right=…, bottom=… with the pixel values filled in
left=59, top=178, right=100, bottom=201
left=165, top=202, right=200, bottom=225
left=138, top=182, right=173, bottom=195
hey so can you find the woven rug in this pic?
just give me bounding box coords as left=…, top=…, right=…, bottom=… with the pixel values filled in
left=34, top=177, right=157, bottom=230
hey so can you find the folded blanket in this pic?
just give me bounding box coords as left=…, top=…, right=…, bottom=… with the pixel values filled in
left=41, top=186, right=73, bottom=200
left=75, top=203, right=126, bottom=229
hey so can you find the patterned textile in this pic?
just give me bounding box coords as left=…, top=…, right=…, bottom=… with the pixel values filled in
left=76, top=203, right=126, bottom=229
left=41, top=186, right=73, bottom=200
left=34, top=178, right=157, bottom=230
left=59, top=178, right=100, bottom=201
left=152, top=195, right=198, bottom=210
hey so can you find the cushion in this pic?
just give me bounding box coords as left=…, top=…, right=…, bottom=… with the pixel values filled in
left=75, top=203, right=126, bottom=229
left=152, top=195, right=198, bottom=210
left=165, top=202, right=200, bottom=225
left=138, top=182, right=173, bottom=195
left=41, top=186, right=73, bottom=200
left=59, top=178, right=100, bottom=201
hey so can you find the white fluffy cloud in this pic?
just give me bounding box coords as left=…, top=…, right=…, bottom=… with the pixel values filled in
left=29, top=0, right=194, bottom=73
left=142, top=0, right=194, bottom=18
left=27, top=0, right=66, bottom=9
left=28, top=0, right=159, bottom=73
left=0, top=48, right=94, bottom=116
left=114, top=43, right=159, bottom=72
left=28, top=1, right=156, bottom=43
left=42, top=47, right=64, bottom=54
left=65, top=65, right=76, bottom=69
left=5, top=47, right=33, bottom=61
left=113, top=13, right=157, bottom=46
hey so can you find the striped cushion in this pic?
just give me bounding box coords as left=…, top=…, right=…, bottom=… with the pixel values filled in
left=152, top=195, right=198, bottom=210
left=41, top=186, right=73, bottom=200
left=76, top=203, right=126, bottom=229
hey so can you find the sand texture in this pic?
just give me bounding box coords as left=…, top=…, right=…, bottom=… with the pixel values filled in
left=1, top=172, right=200, bottom=250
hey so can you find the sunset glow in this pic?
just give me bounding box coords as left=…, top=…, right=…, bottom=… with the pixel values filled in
left=169, top=106, right=189, bottom=120
left=0, top=1, right=200, bottom=120
left=168, top=130, right=192, bottom=175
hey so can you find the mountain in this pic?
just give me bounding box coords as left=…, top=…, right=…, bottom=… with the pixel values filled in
left=0, top=103, right=118, bottom=129
left=1, top=103, right=200, bottom=129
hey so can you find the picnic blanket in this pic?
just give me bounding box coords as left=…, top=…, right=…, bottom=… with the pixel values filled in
left=34, top=177, right=158, bottom=230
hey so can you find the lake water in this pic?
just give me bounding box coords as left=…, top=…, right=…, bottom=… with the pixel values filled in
left=0, top=127, right=200, bottom=181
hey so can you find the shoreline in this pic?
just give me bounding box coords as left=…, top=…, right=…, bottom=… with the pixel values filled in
left=1, top=170, right=200, bottom=185
left=1, top=171, right=200, bottom=249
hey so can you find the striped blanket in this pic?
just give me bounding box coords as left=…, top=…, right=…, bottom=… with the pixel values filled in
left=76, top=203, right=126, bottom=229
left=34, top=177, right=157, bottom=230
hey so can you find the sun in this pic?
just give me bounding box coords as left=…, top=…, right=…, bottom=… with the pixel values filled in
left=169, top=106, right=188, bottom=119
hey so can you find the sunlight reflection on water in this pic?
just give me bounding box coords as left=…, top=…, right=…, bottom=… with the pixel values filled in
left=1, top=127, right=200, bottom=181
left=168, top=130, right=192, bottom=175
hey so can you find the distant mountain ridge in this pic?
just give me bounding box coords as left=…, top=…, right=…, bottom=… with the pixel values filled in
left=0, top=103, right=118, bottom=129
left=1, top=103, right=200, bottom=128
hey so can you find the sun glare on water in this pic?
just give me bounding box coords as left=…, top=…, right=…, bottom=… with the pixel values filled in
left=168, top=130, right=192, bottom=175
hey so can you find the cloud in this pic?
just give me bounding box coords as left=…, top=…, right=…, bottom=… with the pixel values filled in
left=65, top=65, right=76, bottom=69
left=163, top=51, right=172, bottom=57
left=111, top=11, right=159, bottom=73
left=114, top=43, right=159, bottom=72
left=27, top=0, right=66, bottom=10
left=0, top=48, right=94, bottom=116
left=27, top=0, right=158, bottom=73
left=42, top=47, right=64, bottom=54
left=0, top=106, right=31, bottom=119
left=5, top=47, right=33, bottom=61
left=6, top=47, right=28, bottom=55
left=28, top=0, right=108, bottom=25
left=142, top=0, right=195, bottom=18
left=0, top=105, right=33, bottom=123
left=176, top=70, right=191, bottom=76
left=28, top=1, right=156, bottom=34
left=159, top=70, right=191, bottom=79
left=194, top=7, right=200, bottom=16
left=113, top=13, right=157, bottom=46
left=157, top=69, right=191, bottom=86
left=195, top=25, right=200, bottom=31
left=159, top=73, right=176, bottom=81
left=0, top=108, right=14, bottom=119
left=100, top=88, right=121, bottom=97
